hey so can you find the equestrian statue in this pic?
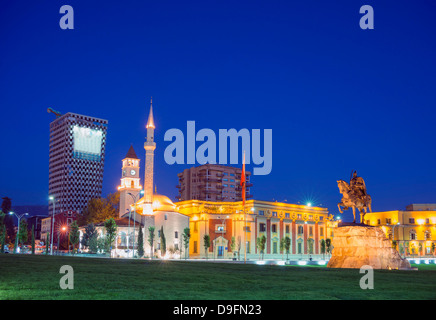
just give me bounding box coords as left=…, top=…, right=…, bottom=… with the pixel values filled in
left=337, top=171, right=372, bottom=224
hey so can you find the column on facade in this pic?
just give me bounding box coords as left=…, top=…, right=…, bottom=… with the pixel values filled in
left=279, top=219, right=284, bottom=255
left=266, top=219, right=271, bottom=254
left=292, top=220, right=296, bottom=254
left=254, top=216, right=258, bottom=254
left=303, top=223, right=308, bottom=254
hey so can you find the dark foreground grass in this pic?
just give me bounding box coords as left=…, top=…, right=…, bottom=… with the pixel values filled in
left=0, top=254, right=435, bottom=300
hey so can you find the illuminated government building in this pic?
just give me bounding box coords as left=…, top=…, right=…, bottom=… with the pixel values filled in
left=177, top=200, right=336, bottom=259
left=365, top=204, right=436, bottom=257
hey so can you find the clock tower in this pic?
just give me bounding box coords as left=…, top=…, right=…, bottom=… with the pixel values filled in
left=118, top=145, right=142, bottom=218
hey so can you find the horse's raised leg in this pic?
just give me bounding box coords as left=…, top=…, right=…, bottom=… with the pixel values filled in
left=338, top=204, right=343, bottom=214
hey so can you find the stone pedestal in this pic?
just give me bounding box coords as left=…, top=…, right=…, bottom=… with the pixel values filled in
left=327, top=225, right=411, bottom=269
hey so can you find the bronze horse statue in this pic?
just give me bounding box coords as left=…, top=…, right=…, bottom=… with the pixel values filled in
left=337, top=179, right=372, bottom=223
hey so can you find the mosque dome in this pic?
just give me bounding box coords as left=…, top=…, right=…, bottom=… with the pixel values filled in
left=133, top=193, right=178, bottom=214
left=152, top=194, right=177, bottom=212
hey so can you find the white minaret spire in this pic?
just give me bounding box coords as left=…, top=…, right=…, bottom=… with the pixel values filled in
left=143, top=97, right=156, bottom=215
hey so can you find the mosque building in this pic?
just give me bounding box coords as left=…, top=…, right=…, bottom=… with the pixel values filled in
left=116, top=100, right=190, bottom=258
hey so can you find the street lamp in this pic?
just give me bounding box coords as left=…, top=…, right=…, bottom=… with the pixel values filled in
left=57, top=226, right=67, bottom=255
left=128, top=190, right=144, bottom=258
left=49, top=195, right=56, bottom=255
left=9, top=212, right=28, bottom=253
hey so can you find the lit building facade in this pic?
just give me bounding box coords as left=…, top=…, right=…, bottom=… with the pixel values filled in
left=177, top=199, right=335, bottom=260
left=364, top=204, right=436, bottom=256
left=49, top=112, right=108, bottom=216
left=176, top=164, right=252, bottom=202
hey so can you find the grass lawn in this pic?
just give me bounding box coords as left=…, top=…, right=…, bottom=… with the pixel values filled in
left=0, top=254, right=435, bottom=300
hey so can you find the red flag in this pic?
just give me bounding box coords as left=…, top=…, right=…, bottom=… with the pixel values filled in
left=241, top=151, right=246, bottom=207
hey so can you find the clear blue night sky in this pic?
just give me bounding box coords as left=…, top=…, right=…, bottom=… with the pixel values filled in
left=1, top=1, right=435, bottom=221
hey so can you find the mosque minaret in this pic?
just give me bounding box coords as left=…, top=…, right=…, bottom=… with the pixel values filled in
left=143, top=98, right=156, bottom=215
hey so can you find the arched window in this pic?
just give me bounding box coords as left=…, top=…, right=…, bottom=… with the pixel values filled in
left=425, top=230, right=431, bottom=240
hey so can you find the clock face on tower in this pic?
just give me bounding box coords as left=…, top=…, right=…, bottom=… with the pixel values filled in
left=130, top=169, right=136, bottom=176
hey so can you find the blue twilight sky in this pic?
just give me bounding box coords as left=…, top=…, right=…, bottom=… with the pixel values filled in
left=0, top=0, right=435, bottom=221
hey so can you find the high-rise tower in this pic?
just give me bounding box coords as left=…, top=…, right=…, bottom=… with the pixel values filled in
left=118, top=145, right=142, bottom=217
left=143, top=98, right=156, bottom=215
left=48, top=112, right=108, bottom=216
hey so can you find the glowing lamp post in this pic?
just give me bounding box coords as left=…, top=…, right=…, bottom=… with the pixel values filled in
left=9, top=212, right=28, bottom=253
left=57, top=226, right=67, bottom=255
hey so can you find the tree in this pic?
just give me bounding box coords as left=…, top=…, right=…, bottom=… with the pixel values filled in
left=256, top=235, right=266, bottom=260
left=326, top=238, right=332, bottom=256
left=81, top=223, right=97, bottom=250
left=137, top=226, right=144, bottom=258
left=148, top=226, right=155, bottom=259
left=1, top=197, right=14, bottom=244
left=320, top=239, right=326, bottom=259
left=203, top=234, right=211, bottom=260
left=284, top=236, right=291, bottom=261
left=280, top=238, right=286, bottom=260
left=69, top=221, right=80, bottom=255
left=0, top=211, right=5, bottom=254
left=230, top=236, right=237, bottom=260
left=104, top=218, right=118, bottom=256
left=307, top=238, right=314, bottom=255
left=88, top=232, right=98, bottom=254
left=182, top=227, right=190, bottom=260
left=78, top=192, right=120, bottom=226
left=432, top=242, right=436, bottom=257
left=160, top=226, right=166, bottom=257
left=31, top=225, right=35, bottom=255
left=1, top=225, right=6, bottom=254
left=45, top=233, right=50, bottom=255
left=97, top=235, right=106, bottom=253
